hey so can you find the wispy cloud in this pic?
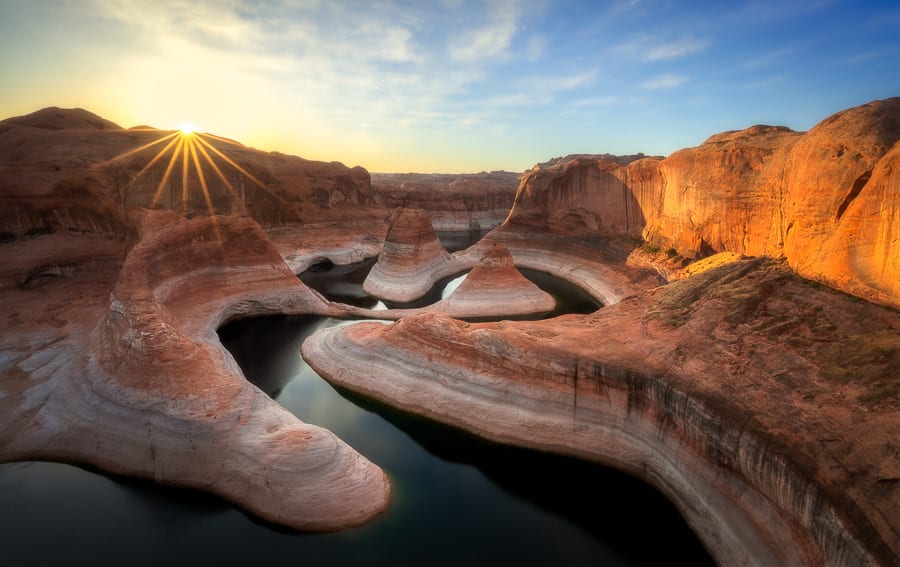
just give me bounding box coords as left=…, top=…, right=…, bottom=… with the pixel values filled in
left=740, top=47, right=794, bottom=69
left=644, top=37, right=709, bottom=61
left=448, top=2, right=522, bottom=62
left=618, top=33, right=709, bottom=62
left=641, top=74, right=687, bottom=89
left=843, top=47, right=900, bottom=64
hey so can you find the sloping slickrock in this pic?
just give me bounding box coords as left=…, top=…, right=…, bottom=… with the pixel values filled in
left=363, top=208, right=456, bottom=302
left=503, top=98, right=900, bottom=308
left=303, top=258, right=899, bottom=565
left=0, top=211, right=390, bottom=531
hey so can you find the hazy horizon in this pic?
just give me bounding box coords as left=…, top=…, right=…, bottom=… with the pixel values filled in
left=1, top=0, right=898, bottom=173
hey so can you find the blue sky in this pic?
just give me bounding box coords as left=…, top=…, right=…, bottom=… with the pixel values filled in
left=1, top=0, right=898, bottom=172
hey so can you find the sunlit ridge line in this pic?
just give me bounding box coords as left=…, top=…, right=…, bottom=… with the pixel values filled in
left=198, top=132, right=244, bottom=147
left=125, top=135, right=181, bottom=191
left=149, top=137, right=185, bottom=210
left=193, top=137, right=248, bottom=215
left=187, top=138, right=221, bottom=239
left=112, top=131, right=179, bottom=161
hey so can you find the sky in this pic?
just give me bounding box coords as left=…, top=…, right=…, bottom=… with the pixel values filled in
left=0, top=0, right=898, bottom=173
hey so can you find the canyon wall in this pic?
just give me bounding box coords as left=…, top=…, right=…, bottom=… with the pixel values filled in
left=505, top=98, right=900, bottom=308
left=372, top=171, right=520, bottom=231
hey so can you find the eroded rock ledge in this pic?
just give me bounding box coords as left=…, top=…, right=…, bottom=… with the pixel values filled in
left=304, top=258, right=899, bottom=565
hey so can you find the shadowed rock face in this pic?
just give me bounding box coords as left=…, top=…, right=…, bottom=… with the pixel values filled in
left=505, top=98, right=900, bottom=308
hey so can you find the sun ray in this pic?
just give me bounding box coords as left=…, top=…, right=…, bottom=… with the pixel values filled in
left=111, top=131, right=179, bottom=161
left=149, top=137, right=185, bottom=209
left=181, top=137, right=190, bottom=213
left=187, top=137, right=221, bottom=239
left=125, top=134, right=181, bottom=190
left=193, top=137, right=248, bottom=214
left=197, top=132, right=245, bottom=148
left=193, top=134, right=269, bottom=191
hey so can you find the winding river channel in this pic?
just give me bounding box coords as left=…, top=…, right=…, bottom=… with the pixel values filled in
left=0, top=232, right=713, bottom=566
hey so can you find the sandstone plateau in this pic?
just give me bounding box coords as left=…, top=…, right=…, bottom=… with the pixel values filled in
left=1, top=101, right=898, bottom=565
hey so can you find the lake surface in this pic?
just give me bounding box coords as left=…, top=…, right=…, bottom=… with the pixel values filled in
left=0, top=235, right=713, bottom=565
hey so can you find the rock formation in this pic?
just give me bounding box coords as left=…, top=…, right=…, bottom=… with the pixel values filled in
left=0, top=211, right=390, bottom=530
left=505, top=98, right=900, bottom=308
left=363, top=208, right=456, bottom=302
left=342, top=243, right=556, bottom=320
left=372, top=171, right=520, bottom=231
left=304, top=258, right=899, bottom=565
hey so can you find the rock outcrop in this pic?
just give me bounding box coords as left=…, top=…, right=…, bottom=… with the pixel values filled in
left=504, top=98, right=900, bottom=308
left=304, top=258, right=899, bottom=566
left=0, top=211, right=391, bottom=530
left=372, top=171, right=520, bottom=231
left=342, top=243, right=556, bottom=320
left=363, top=208, right=456, bottom=302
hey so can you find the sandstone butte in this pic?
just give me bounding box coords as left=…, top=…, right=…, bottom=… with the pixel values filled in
left=1, top=100, right=898, bottom=565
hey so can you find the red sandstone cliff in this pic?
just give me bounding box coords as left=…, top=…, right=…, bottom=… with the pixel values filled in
left=505, top=98, right=900, bottom=308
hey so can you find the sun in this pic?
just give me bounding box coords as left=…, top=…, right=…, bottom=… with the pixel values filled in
left=177, top=122, right=197, bottom=135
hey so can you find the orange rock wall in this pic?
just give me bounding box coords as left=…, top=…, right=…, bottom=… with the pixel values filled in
left=506, top=98, right=900, bottom=307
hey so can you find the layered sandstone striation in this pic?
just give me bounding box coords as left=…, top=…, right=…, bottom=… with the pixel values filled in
left=505, top=98, right=900, bottom=308
left=0, top=211, right=390, bottom=530
left=372, top=171, right=520, bottom=231
left=342, top=243, right=555, bottom=320
left=304, top=258, right=899, bottom=566
left=363, top=208, right=457, bottom=302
